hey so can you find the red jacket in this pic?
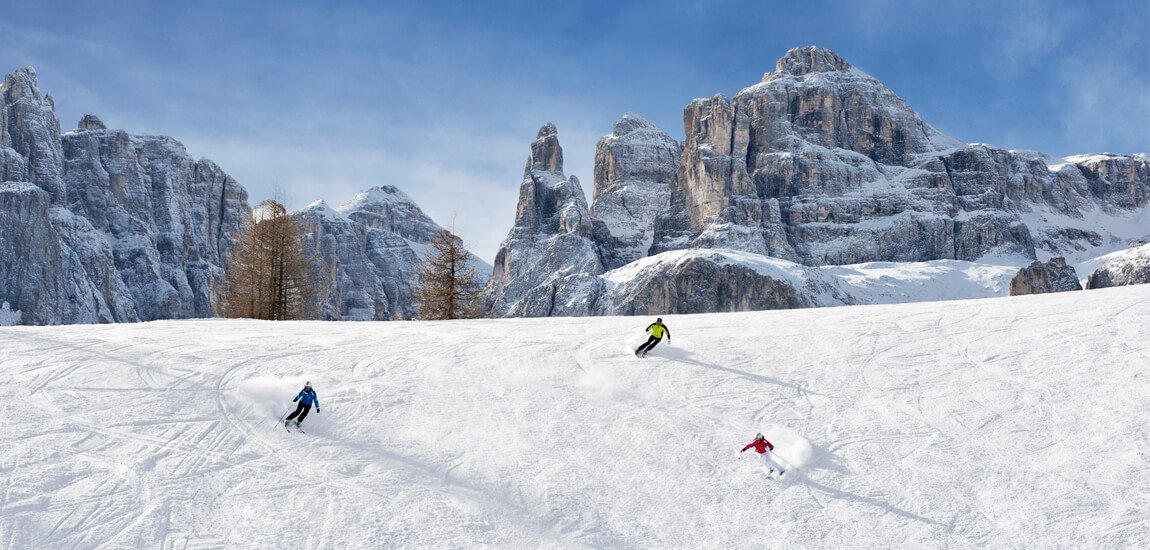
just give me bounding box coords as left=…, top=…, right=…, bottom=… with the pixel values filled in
left=741, top=438, right=774, bottom=454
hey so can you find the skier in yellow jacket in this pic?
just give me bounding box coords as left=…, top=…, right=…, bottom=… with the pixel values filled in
left=635, top=318, right=670, bottom=358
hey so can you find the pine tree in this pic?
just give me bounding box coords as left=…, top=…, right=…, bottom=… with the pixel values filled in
left=414, top=229, right=484, bottom=320
left=216, top=200, right=319, bottom=320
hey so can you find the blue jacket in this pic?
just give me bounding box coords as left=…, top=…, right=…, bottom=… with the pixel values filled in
left=294, top=388, right=320, bottom=408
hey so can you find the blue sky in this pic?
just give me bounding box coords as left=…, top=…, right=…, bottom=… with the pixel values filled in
left=3, top=0, right=1147, bottom=261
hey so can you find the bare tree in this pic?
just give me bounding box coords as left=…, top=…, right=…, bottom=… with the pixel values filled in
left=216, top=200, right=319, bottom=320
left=414, top=229, right=484, bottom=320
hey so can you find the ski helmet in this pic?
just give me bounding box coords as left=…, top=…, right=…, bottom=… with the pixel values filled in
left=755, top=432, right=764, bottom=440
left=305, top=381, right=312, bottom=388
left=656, top=317, right=663, bottom=323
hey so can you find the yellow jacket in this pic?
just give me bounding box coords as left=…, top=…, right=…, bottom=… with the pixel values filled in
left=646, top=323, right=669, bottom=339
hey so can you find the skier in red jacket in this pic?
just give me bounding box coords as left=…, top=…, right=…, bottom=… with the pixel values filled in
left=740, top=433, right=785, bottom=476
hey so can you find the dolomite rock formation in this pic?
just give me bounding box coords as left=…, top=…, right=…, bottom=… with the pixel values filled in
left=485, top=124, right=613, bottom=316
left=484, top=46, right=1150, bottom=317
left=591, top=113, right=680, bottom=268
left=0, top=67, right=250, bottom=324
left=1008, top=257, right=1082, bottom=296
left=650, top=46, right=1147, bottom=266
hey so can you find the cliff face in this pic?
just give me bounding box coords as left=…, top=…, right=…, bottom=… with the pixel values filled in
left=483, top=46, right=1150, bottom=317
left=0, top=67, right=250, bottom=324
left=485, top=124, right=613, bottom=317
left=591, top=113, right=681, bottom=268
left=650, top=46, right=1148, bottom=267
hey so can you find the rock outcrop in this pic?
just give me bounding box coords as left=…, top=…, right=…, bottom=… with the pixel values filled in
left=1085, top=244, right=1150, bottom=289
left=599, top=252, right=819, bottom=315
left=591, top=113, right=680, bottom=268
left=296, top=187, right=490, bottom=321
left=0, top=67, right=250, bottom=324
left=485, top=124, right=613, bottom=316
left=1008, top=257, right=1082, bottom=296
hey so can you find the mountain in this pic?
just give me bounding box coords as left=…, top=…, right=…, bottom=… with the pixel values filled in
left=487, top=47, right=1150, bottom=317
left=4, top=284, right=1149, bottom=546
left=485, top=124, right=614, bottom=317
left=296, top=186, right=491, bottom=320
left=651, top=46, right=1148, bottom=265
left=0, top=68, right=249, bottom=324
left=591, top=113, right=681, bottom=269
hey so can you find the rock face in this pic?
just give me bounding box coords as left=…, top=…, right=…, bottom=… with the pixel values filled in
left=0, top=67, right=250, bottom=324
left=1008, top=257, right=1082, bottom=296
left=2, top=68, right=65, bottom=202
left=296, top=187, right=490, bottom=321
left=485, top=46, right=1150, bottom=318
left=485, top=124, right=613, bottom=316
left=650, top=46, right=1147, bottom=266
left=1085, top=244, right=1150, bottom=289
left=591, top=113, right=680, bottom=268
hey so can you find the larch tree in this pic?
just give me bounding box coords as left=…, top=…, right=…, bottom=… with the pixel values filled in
left=216, top=199, right=320, bottom=320
left=414, top=229, right=484, bottom=320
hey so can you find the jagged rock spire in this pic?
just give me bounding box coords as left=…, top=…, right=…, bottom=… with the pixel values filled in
left=78, top=114, right=107, bottom=130
left=529, top=122, right=563, bottom=173
left=772, top=46, right=852, bottom=77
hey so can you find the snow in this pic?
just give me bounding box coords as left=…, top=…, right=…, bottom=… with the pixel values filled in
left=603, top=249, right=1023, bottom=306
left=1021, top=204, right=1150, bottom=265
left=0, top=301, right=21, bottom=326
left=299, top=199, right=350, bottom=222
left=335, top=185, right=418, bottom=214
left=3, top=287, right=1148, bottom=546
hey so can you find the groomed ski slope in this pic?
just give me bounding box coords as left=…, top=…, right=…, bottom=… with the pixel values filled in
left=2, top=286, right=1149, bottom=548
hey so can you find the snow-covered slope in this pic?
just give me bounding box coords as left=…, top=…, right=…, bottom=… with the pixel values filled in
left=3, top=286, right=1148, bottom=547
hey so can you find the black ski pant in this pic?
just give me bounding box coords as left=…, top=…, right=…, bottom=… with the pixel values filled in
left=285, top=403, right=312, bottom=424
left=636, top=336, right=662, bottom=354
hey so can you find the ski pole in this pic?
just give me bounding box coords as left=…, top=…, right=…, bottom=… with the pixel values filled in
left=770, top=450, right=799, bottom=470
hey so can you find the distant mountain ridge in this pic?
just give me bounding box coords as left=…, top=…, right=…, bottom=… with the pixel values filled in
left=4, top=45, right=1148, bottom=325
left=0, top=67, right=490, bottom=325
left=484, top=46, right=1150, bottom=316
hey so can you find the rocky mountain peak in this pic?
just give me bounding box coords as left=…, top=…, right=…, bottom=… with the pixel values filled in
left=77, top=114, right=106, bottom=130
left=339, top=185, right=416, bottom=213
left=536, top=122, right=558, bottom=139
left=1, top=65, right=65, bottom=202
left=530, top=123, right=563, bottom=173
left=610, top=112, right=658, bottom=136
left=772, top=46, right=852, bottom=78
left=1, top=67, right=40, bottom=102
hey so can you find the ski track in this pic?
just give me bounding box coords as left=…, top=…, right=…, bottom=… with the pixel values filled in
left=0, top=287, right=1149, bottom=547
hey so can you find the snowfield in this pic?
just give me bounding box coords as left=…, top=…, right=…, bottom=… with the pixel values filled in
left=2, top=286, right=1149, bottom=548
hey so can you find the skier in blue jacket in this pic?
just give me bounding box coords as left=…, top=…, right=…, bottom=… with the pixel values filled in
left=284, top=381, right=320, bottom=428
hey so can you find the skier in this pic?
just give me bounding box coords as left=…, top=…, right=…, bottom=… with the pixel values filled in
left=284, top=381, right=320, bottom=429
left=635, top=318, right=670, bottom=357
left=740, top=433, right=785, bottom=476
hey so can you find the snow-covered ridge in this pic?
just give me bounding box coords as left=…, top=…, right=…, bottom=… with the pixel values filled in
left=3, top=285, right=1148, bottom=546
left=335, top=185, right=418, bottom=214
